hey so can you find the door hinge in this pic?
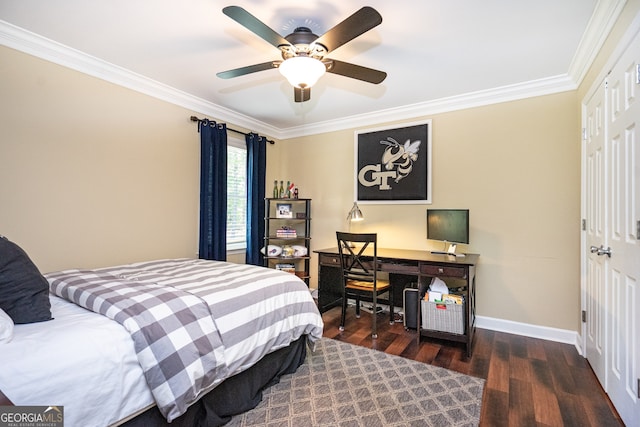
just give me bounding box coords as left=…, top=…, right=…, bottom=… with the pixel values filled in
left=636, top=220, right=640, bottom=240
left=582, top=310, right=587, bottom=323
left=582, top=219, right=587, bottom=231
left=636, top=64, right=640, bottom=85
left=582, top=128, right=587, bottom=141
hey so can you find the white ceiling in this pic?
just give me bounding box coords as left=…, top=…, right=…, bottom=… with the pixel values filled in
left=0, top=1, right=622, bottom=139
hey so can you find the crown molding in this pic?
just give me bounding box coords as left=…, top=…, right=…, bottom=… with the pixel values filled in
left=0, top=20, right=280, bottom=138
left=277, top=74, right=577, bottom=139
left=567, top=0, right=627, bottom=86
left=1, top=0, right=624, bottom=140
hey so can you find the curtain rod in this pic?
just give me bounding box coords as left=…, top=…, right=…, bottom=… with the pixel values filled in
left=190, top=116, right=275, bottom=145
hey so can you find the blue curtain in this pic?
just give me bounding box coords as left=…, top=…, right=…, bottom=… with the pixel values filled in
left=245, top=133, right=267, bottom=265
left=198, top=120, right=227, bottom=261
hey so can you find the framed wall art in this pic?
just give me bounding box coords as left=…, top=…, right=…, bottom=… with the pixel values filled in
left=354, top=119, right=432, bottom=204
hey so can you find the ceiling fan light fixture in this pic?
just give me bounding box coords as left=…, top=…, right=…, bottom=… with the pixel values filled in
left=279, top=56, right=326, bottom=89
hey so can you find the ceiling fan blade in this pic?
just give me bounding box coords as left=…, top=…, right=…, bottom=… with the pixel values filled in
left=217, top=61, right=280, bottom=79
left=325, top=59, right=387, bottom=84
left=314, top=7, right=382, bottom=53
left=223, top=6, right=290, bottom=48
left=294, top=87, right=311, bottom=103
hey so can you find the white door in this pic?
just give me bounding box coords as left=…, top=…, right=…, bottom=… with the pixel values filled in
left=584, top=81, right=608, bottom=387
left=605, top=31, right=640, bottom=426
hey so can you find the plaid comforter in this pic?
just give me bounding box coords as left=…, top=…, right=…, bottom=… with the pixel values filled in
left=46, top=259, right=323, bottom=422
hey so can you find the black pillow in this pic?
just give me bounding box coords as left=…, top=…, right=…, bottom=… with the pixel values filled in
left=0, top=236, right=52, bottom=324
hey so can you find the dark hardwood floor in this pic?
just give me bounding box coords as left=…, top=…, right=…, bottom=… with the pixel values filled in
left=321, top=306, right=624, bottom=427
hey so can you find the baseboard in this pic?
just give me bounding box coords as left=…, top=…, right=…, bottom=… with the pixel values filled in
left=339, top=303, right=585, bottom=356
left=476, top=315, right=583, bottom=355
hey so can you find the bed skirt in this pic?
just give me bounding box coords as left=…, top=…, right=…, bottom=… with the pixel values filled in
left=118, top=334, right=308, bottom=427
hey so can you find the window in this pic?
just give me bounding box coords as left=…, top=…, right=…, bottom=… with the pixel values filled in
left=227, top=137, right=246, bottom=251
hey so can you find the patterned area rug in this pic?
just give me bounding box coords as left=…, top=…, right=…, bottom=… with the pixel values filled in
left=227, top=338, right=485, bottom=426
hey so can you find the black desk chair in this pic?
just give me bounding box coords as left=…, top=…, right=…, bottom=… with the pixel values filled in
left=336, top=232, right=394, bottom=339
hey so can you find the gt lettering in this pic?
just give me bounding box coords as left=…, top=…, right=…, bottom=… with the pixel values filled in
left=358, top=164, right=396, bottom=190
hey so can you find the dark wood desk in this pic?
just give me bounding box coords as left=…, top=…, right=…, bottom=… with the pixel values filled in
left=314, top=247, right=479, bottom=356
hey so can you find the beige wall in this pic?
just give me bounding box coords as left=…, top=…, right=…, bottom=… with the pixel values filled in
left=1, top=1, right=638, bottom=333
left=0, top=45, right=591, bottom=333
left=0, top=46, right=202, bottom=272
left=271, top=92, right=582, bottom=331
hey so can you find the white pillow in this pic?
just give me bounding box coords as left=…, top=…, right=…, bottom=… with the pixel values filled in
left=0, top=307, right=14, bottom=343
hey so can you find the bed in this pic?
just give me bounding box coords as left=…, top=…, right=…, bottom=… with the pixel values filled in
left=0, top=236, right=323, bottom=427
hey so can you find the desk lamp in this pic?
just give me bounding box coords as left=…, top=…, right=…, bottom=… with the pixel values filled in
left=345, top=202, right=364, bottom=247
left=347, top=202, right=364, bottom=225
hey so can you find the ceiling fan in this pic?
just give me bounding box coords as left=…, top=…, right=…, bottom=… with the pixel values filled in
left=217, top=6, right=387, bottom=102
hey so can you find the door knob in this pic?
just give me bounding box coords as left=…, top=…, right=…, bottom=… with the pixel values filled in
left=590, top=245, right=612, bottom=257
left=597, top=246, right=612, bottom=257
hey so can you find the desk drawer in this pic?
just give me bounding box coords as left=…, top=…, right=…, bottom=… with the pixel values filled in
left=420, top=264, right=467, bottom=278
left=319, top=254, right=341, bottom=267
left=379, top=262, right=420, bottom=274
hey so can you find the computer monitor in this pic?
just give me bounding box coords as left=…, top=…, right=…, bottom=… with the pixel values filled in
left=427, top=209, right=469, bottom=255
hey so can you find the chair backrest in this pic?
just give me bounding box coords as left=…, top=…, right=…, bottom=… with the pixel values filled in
left=336, top=232, right=379, bottom=285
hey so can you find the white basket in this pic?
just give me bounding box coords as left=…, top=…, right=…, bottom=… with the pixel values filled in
left=421, top=300, right=464, bottom=334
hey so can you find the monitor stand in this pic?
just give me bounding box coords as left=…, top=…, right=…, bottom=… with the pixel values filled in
left=431, top=243, right=466, bottom=257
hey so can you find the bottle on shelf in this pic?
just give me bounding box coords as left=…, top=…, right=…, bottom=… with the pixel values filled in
left=279, top=181, right=284, bottom=198
left=272, top=180, right=279, bottom=198
left=285, top=181, right=291, bottom=198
